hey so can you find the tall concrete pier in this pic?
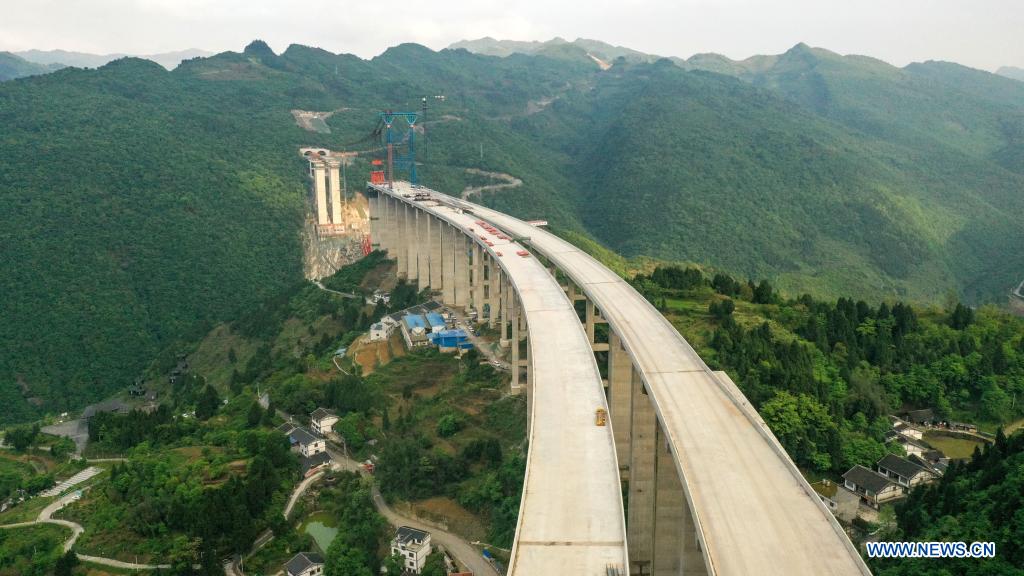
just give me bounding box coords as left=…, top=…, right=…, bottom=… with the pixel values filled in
left=312, top=161, right=329, bottom=226
left=327, top=158, right=344, bottom=225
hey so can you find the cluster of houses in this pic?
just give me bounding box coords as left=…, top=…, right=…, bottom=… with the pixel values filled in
left=277, top=407, right=340, bottom=477
left=813, top=417, right=953, bottom=521
left=284, top=526, right=433, bottom=576
left=369, top=301, right=473, bottom=353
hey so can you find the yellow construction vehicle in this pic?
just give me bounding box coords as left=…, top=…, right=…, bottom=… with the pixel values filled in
left=595, top=408, right=607, bottom=426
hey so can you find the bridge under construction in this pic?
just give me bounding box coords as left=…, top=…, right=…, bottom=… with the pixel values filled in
left=362, top=179, right=871, bottom=576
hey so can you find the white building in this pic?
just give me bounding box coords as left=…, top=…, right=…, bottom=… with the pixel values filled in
left=278, top=423, right=326, bottom=457
left=391, top=526, right=432, bottom=573
left=310, top=407, right=339, bottom=436
left=284, top=552, right=324, bottom=576
left=877, top=454, right=937, bottom=488
left=369, top=322, right=391, bottom=342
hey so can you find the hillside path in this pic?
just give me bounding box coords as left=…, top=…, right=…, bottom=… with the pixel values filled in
left=1, top=489, right=170, bottom=569
left=460, top=169, right=522, bottom=200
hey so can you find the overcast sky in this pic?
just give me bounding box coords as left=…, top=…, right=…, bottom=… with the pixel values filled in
left=1, top=0, right=1020, bottom=71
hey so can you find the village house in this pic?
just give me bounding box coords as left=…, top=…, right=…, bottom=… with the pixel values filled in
left=301, top=452, right=332, bottom=477
left=877, top=454, right=937, bottom=488
left=391, top=526, right=432, bottom=574
left=284, top=552, right=324, bottom=576
left=902, top=408, right=935, bottom=426
left=885, top=429, right=931, bottom=458
left=277, top=423, right=326, bottom=457
left=842, top=465, right=903, bottom=508
left=369, top=321, right=391, bottom=342
left=310, top=408, right=339, bottom=436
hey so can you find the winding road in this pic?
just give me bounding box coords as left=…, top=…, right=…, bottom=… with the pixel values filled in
left=460, top=169, right=522, bottom=201
left=0, top=489, right=170, bottom=570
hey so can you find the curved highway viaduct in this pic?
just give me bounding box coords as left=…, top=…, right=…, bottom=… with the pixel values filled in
left=365, top=181, right=870, bottom=576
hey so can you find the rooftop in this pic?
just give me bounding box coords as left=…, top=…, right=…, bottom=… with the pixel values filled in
left=394, top=525, right=430, bottom=546
left=403, top=314, right=427, bottom=329
left=878, top=454, right=929, bottom=478
left=301, top=452, right=332, bottom=475
left=843, top=465, right=895, bottom=493
left=310, top=407, right=336, bottom=421
left=810, top=480, right=838, bottom=499
left=285, top=552, right=324, bottom=575
left=287, top=426, right=318, bottom=446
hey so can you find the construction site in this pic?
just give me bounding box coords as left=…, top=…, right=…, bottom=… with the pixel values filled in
left=300, top=147, right=371, bottom=280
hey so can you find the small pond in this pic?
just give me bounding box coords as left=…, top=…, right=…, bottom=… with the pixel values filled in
left=303, top=512, right=339, bottom=552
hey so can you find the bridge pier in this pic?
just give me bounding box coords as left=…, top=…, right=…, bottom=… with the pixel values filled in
left=487, top=255, right=501, bottom=328
left=327, top=159, right=343, bottom=224
left=654, top=423, right=684, bottom=576
left=500, top=271, right=512, bottom=348
left=313, top=160, right=329, bottom=226
left=453, top=232, right=470, bottom=307
left=378, top=194, right=393, bottom=255
left=393, top=198, right=407, bottom=278
left=471, top=242, right=485, bottom=321
left=441, top=222, right=457, bottom=304
left=427, top=214, right=442, bottom=293
left=608, top=331, right=633, bottom=477
left=416, top=209, right=430, bottom=292
left=628, top=375, right=657, bottom=570
left=404, top=203, right=419, bottom=284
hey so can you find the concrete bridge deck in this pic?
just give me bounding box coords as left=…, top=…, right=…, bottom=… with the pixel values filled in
left=372, top=183, right=629, bottom=574
left=443, top=196, right=870, bottom=575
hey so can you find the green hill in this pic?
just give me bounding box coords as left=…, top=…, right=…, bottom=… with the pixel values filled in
left=2, top=39, right=1023, bottom=422
left=514, top=59, right=1024, bottom=302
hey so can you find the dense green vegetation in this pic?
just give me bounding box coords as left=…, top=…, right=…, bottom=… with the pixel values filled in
left=634, top=265, right=1024, bottom=476
left=0, top=523, right=70, bottom=576
left=4, top=37, right=1022, bottom=430
left=872, top=430, right=1024, bottom=576
left=63, top=394, right=298, bottom=571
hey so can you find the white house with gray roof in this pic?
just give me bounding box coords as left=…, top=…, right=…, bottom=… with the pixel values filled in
left=284, top=552, right=323, bottom=576
left=390, top=526, right=432, bottom=573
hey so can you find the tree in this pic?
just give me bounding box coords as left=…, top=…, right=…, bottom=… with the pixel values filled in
left=247, top=401, right=263, bottom=428
left=420, top=552, right=447, bottom=576
left=709, top=298, right=735, bottom=319
left=50, top=437, right=76, bottom=460
left=382, top=553, right=405, bottom=575
left=53, top=550, right=78, bottom=576
left=436, top=413, right=465, bottom=438
left=4, top=424, right=39, bottom=452
left=195, top=384, right=221, bottom=421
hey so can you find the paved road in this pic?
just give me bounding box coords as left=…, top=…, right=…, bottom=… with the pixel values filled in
left=1, top=489, right=170, bottom=569
left=312, top=279, right=358, bottom=299
left=283, top=471, right=325, bottom=519
left=253, top=406, right=495, bottom=576
left=460, top=169, right=522, bottom=201
left=371, top=486, right=499, bottom=576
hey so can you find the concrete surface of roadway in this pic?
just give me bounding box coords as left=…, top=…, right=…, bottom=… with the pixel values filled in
left=376, top=183, right=629, bottom=574
left=420, top=188, right=871, bottom=575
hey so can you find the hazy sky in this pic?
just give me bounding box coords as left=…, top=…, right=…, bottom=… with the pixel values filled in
left=1, top=0, right=1021, bottom=71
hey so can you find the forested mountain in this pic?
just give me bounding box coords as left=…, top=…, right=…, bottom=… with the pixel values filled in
left=2, top=38, right=1023, bottom=422
left=0, top=52, right=63, bottom=81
